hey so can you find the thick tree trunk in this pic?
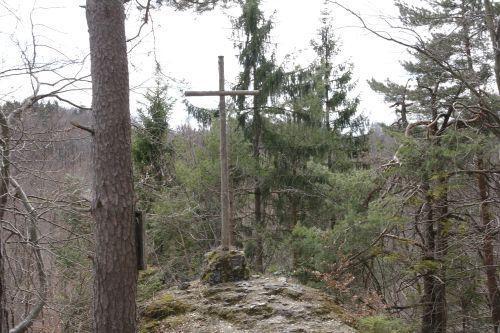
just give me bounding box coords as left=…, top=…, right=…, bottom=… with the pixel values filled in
left=86, top=1, right=137, bottom=332
left=477, top=158, right=500, bottom=332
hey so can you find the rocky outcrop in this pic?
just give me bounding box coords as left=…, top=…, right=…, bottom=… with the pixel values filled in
left=201, top=249, right=249, bottom=285
left=139, top=276, right=357, bottom=333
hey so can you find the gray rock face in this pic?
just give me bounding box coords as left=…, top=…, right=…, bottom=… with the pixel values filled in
left=201, top=249, right=250, bottom=285
left=140, top=276, right=357, bottom=333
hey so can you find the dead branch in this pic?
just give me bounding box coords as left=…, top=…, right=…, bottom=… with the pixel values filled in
left=9, top=177, right=47, bottom=333
left=70, top=121, right=94, bottom=135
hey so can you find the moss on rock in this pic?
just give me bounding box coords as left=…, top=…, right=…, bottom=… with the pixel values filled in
left=139, top=293, right=194, bottom=333
left=142, top=293, right=191, bottom=320
left=201, top=249, right=249, bottom=285
left=139, top=320, right=160, bottom=333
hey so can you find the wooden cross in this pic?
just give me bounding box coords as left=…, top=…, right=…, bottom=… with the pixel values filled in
left=185, top=56, right=259, bottom=250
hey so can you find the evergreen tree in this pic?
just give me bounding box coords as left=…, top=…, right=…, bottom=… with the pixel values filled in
left=368, top=1, right=499, bottom=331
left=311, top=11, right=366, bottom=169
left=233, top=0, right=282, bottom=272
left=132, top=74, right=174, bottom=185
left=271, top=9, right=368, bottom=228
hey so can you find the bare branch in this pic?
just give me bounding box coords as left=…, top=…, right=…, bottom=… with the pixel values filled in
left=9, top=177, right=47, bottom=333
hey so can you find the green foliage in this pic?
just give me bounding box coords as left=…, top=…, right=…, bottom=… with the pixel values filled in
left=358, top=316, right=413, bottom=333
left=145, top=182, right=208, bottom=278
left=132, top=74, right=174, bottom=184
left=185, top=101, right=217, bottom=127
left=287, top=168, right=385, bottom=283
left=291, top=225, right=334, bottom=275
left=138, top=267, right=166, bottom=303
left=138, top=114, right=256, bottom=278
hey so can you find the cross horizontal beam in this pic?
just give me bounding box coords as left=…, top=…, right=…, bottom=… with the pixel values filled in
left=185, top=90, right=260, bottom=97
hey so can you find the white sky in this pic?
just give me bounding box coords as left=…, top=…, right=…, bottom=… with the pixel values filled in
left=0, top=0, right=410, bottom=126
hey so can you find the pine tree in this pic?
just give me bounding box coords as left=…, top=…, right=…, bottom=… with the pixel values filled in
left=369, top=0, right=499, bottom=331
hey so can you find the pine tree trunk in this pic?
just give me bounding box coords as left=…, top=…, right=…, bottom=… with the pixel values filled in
left=477, top=158, right=500, bottom=332
left=421, top=106, right=448, bottom=333
left=433, top=176, right=448, bottom=333
left=86, top=1, right=137, bottom=332
left=421, top=181, right=436, bottom=333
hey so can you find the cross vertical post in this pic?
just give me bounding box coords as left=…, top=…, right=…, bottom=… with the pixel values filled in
left=185, top=56, right=260, bottom=250
left=218, top=56, right=231, bottom=250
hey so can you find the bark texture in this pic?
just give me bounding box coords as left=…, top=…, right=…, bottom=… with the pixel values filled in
left=86, top=1, right=137, bottom=332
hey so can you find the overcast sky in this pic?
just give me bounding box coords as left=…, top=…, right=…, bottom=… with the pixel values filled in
left=0, top=0, right=410, bottom=126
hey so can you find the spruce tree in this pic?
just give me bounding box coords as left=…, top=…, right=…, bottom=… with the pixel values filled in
left=311, top=11, right=366, bottom=170
left=132, top=73, right=174, bottom=185
left=233, top=0, right=281, bottom=272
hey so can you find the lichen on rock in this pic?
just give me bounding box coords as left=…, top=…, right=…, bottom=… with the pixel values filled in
left=201, top=249, right=250, bottom=285
left=138, top=276, right=358, bottom=332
